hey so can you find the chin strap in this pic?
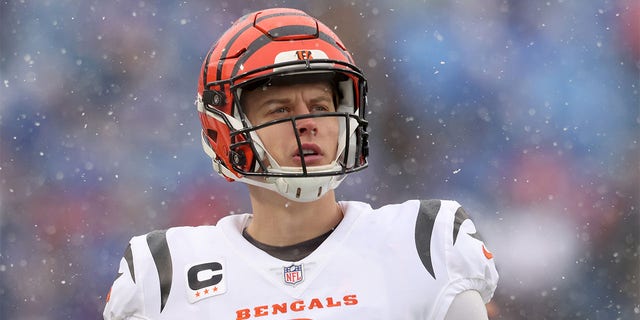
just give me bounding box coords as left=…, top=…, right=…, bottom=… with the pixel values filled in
left=266, top=163, right=346, bottom=202
left=211, top=156, right=345, bottom=202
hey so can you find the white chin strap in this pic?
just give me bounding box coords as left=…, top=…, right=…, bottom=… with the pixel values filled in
left=206, top=151, right=345, bottom=202
left=267, top=166, right=346, bottom=202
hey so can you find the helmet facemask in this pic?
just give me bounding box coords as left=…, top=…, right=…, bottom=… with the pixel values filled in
left=199, top=64, right=368, bottom=202
left=239, top=70, right=366, bottom=202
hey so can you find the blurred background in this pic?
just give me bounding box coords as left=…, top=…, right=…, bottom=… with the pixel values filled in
left=1, top=0, right=638, bottom=318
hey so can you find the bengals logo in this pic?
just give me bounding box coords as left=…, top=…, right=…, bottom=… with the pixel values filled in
left=295, top=50, right=313, bottom=60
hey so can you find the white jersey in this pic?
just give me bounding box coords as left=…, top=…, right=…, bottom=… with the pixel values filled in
left=104, top=199, right=498, bottom=320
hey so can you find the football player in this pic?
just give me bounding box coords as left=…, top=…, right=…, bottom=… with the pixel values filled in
left=104, top=8, right=498, bottom=320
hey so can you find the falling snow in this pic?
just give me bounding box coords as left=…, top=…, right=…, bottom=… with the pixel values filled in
left=1, top=0, right=638, bottom=319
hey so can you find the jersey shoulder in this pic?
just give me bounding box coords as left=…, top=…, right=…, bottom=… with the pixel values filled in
left=413, top=199, right=498, bottom=308
left=103, top=224, right=224, bottom=319
left=355, top=199, right=498, bottom=305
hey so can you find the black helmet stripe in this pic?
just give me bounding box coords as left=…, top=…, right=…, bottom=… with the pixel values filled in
left=255, top=11, right=309, bottom=23
left=202, top=43, right=216, bottom=89
left=262, top=24, right=318, bottom=39
left=215, top=23, right=253, bottom=87
left=212, top=11, right=309, bottom=85
left=230, top=26, right=353, bottom=78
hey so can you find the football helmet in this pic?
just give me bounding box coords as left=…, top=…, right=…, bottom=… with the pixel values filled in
left=196, top=8, right=369, bottom=202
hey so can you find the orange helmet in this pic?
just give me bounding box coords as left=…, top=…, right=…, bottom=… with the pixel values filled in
left=196, top=8, right=369, bottom=202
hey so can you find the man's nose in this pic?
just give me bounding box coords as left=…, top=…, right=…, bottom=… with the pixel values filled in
left=294, top=103, right=318, bottom=137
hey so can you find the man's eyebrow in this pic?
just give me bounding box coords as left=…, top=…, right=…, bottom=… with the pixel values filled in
left=309, top=95, right=333, bottom=103
left=258, top=93, right=332, bottom=107
left=254, top=97, right=289, bottom=110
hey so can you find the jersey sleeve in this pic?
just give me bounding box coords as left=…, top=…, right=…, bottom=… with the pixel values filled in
left=423, top=200, right=499, bottom=319
left=103, top=237, right=151, bottom=320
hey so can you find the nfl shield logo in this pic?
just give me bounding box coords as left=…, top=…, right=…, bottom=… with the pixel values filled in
left=283, top=264, right=304, bottom=286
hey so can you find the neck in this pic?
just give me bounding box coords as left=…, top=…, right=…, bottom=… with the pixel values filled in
left=246, top=185, right=343, bottom=246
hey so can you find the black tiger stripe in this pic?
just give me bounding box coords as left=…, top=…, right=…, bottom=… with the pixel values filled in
left=452, top=207, right=470, bottom=245
left=214, top=11, right=308, bottom=83
left=415, top=199, right=441, bottom=279
left=206, top=11, right=355, bottom=94
left=256, top=11, right=308, bottom=23
left=124, top=243, right=135, bottom=283
left=453, top=206, right=484, bottom=244
left=230, top=28, right=352, bottom=79
left=202, top=43, right=216, bottom=90
left=214, top=18, right=253, bottom=85
left=254, top=11, right=354, bottom=63
left=146, top=230, right=172, bottom=312
left=262, top=24, right=318, bottom=39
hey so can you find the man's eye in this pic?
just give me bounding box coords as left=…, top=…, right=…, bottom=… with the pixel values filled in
left=311, top=105, right=330, bottom=112
left=269, top=107, right=289, bottom=114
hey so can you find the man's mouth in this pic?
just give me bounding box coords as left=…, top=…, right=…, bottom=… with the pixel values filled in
left=301, top=148, right=318, bottom=156
left=292, top=144, right=323, bottom=164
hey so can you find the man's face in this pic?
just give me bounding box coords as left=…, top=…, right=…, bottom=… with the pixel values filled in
left=241, top=81, right=340, bottom=168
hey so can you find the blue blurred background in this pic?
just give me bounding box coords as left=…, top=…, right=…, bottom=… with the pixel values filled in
left=1, top=0, right=638, bottom=318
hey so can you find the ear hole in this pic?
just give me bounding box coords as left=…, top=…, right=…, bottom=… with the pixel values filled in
left=203, top=90, right=226, bottom=107
left=207, top=129, right=218, bottom=143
